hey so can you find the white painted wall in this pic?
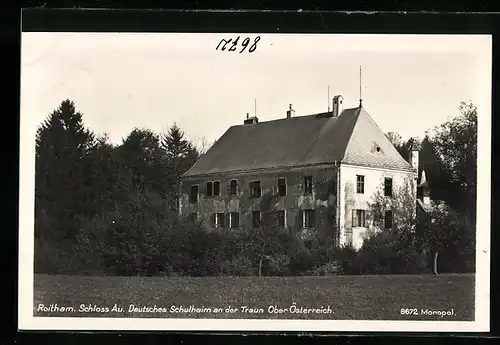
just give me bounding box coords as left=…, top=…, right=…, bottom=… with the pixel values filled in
left=339, top=163, right=417, bottom=250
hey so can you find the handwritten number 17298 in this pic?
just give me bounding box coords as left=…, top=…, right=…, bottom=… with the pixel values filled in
left=216, top=36, right=261, bottom=53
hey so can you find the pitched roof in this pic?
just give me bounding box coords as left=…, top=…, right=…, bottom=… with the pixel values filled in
left=182, top=106, right=414, bottom=177
left=341, top=107, right=415, bottom=171
left=418, top=169, right=429, bottom=188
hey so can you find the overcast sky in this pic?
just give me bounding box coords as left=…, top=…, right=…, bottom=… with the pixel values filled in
left=20, top=33, right=491, bottom=147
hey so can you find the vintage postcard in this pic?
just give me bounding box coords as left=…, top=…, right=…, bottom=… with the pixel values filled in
left=19, top=31, right=491, bottom=332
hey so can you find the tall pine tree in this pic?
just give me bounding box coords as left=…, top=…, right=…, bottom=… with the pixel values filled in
left=161, top=124, right=200, bottom=211
left=116, top=128, right=165, bottom=195
left=35, top=99, right=95, bottom=273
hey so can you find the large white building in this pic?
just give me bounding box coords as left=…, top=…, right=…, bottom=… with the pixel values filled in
left=180, top=95, right=419, bottom=250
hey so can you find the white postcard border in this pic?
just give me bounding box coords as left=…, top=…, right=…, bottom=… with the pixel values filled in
left=18, top=33, right=492, bottom=332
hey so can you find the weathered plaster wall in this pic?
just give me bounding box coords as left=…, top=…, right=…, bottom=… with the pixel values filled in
left=339, top=164, right=416, bottom=249
left=179, top=166, right=338, bottom=240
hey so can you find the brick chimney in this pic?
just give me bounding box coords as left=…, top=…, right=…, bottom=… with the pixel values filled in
left=244, top=113, right=258, bottom=124
left=332, top=95, right=344, bottom=117
left=286, top=104, right=295, bottom=118
left=409, top=144, right=419, bottom=171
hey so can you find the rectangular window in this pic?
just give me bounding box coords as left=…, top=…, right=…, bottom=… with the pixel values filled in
left=345, top=229, right=353, bottom=246
left=384, top=210, right=393, bottom=229
left=250, top=181, right=261, bottom=198
left=356, top=175, right=365, bottom=194
left=229, top=180, right=238, bottom=195
left=229, top=212, right=239, bottom=228
left=304, top=176, right=313, bottom=195
left=213, top=181, right=221, bottom=196
left=206, top=181, right=213, bottom=197
left=300, top=209, right=315, bottom=228
left=210, top=213, right=216, bottom=228
left=417, top=186, right=423, bottom=199
left=216, top=212, right=226, bottom=228
left=352, top=209, right=366, bottom=227
left=384, top=177, right=393, bottom=197
left=252, top=211, right=261, bottom=228
left=188, top=213, right=198, bottom=222
left=277, top=178, right=287, bottom=196
left=276, top=210, right=286, bottom=227
left=189, top=185, right=199, bottom=203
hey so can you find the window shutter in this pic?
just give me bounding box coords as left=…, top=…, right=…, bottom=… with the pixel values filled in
left=225, top=213, right=230, bottom=228
left=211, top=213, right=216, bottom=228
left=299, top=210, right=304, bottom=228
left=352, top=209, right=358, bottom=227
left=361, top=210, right=365, bottom=227
left=311, top=211, right=316, bottom=228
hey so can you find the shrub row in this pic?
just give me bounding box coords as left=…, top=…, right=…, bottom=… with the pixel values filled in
left=35, top=214, right=461, bottom=277
left=35, top=222, right=452, bottom=276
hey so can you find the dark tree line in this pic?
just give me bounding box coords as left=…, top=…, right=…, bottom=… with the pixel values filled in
left=34, top=99, right=477, bottom=276
left=385, top=101, right=477, bottom=226
left=384, top=101, right=477, bottom=273
left=34, top=99, right=204, bottom=275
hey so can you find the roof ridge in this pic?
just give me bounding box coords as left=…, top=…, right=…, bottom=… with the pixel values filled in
left=232, top=107, right=361, bottom=126
left=182, top=106, right=413, bottom=178
left=338, top=107, right=362, bottom=161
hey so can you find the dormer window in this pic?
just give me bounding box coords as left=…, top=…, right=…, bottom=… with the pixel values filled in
left=371, top=142, right=382, bottom=153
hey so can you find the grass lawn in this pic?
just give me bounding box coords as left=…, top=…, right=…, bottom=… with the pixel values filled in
left=33, top=273, right=475, bottom=320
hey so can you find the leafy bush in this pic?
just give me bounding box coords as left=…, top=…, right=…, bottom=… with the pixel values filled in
left=307, top=261, right=341, bottom=276
left=334, top=245, right=360, bottom=275
left=219, top=256, right=255, bottom=276
left=34, top=237, right=88, bottom=275
left=355, top=229, right=428, bottom=274
left=289, top=250, right=316, bottom=275
left=266, top=254, right=291, bottom=276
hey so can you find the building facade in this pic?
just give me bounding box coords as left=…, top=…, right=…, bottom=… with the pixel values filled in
left=179, top=96, right=418, bottom=249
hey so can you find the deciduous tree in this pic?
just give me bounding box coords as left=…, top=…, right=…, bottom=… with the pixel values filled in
left=432, top=101, right=477, bottom=224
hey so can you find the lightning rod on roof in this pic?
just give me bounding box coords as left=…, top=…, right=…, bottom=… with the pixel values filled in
left=328, top=85, right=330, bottom=112
left=359, top=65, right=363, bottom=108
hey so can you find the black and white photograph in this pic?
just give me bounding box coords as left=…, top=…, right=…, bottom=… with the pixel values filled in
left=19, top=31, right=491, bottom=332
